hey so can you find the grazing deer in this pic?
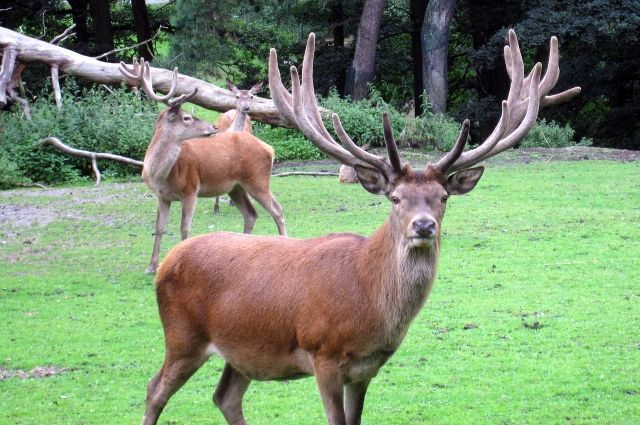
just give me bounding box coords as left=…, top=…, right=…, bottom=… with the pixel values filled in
left=212, top=80, right=264, bottom=213
left=119, top=59, right=287, bottom=275
left=140, top=31, right=579, bottom=425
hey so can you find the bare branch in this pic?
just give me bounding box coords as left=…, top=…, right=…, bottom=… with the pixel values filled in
left=50, top=24, right=76, bottom=45
left=51, top=64, right=61, bottom=109
left=93, top=26, right=164, bottom=61
left=36, top=137, right=143, bottom=185
left=0, top=45, right=17, bottom=107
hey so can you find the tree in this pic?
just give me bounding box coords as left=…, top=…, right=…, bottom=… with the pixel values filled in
left=131, top=0, right=154, bottom=60
left=421, top=0, right=456, bottom=113
left=345, top=0, right=386, bottom=100
left=88, top=0, right=114, bottom=58
left=410, top=0, right=427, bottom=116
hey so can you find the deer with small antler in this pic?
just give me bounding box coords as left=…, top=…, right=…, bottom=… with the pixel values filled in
left=211, top=80, right=264, bottom=214
left=119, top=59, right=287, bottom=274
left=139, top=30, right=579, bottom=424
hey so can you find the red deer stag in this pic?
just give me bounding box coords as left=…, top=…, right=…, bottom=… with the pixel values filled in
left=119, top=59, right=287, bottom=274
left=140, top=31, right=579, bottom=425
left=212, top=80, right=263, bottom=213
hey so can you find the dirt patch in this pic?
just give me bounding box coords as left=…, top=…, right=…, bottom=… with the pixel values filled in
left=0, top=365, right=70, bottom=380
left=0, top=204, right=60, bottom=228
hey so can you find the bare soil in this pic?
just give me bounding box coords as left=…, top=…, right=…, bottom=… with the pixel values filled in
left=0, top=365, right=70, bottom=380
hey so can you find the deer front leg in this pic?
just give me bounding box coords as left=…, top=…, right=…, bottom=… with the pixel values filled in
left=213, top=196, right=220, bottom=214
left=147, top=198, right=171, bottom=274
left=314, top=358, right=347, bottom=425
left=345, top=379, right=370, bottom=425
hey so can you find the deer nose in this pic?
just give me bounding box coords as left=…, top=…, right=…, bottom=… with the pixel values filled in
left=412, top=219, right=437, bottom=238
left=241, top=106, right=250, bottom=113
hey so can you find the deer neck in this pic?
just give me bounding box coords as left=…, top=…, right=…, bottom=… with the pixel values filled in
left=359, top=215, right=440, bottom=346
left=143, top=120, right=184, bottom=183
left=230, top=109, right=248, bottom=132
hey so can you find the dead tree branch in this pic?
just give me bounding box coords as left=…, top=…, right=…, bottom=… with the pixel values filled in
left=36, top=137, right=143, bottom=186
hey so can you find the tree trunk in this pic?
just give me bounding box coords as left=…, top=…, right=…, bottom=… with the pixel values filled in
left=0, top=27, right=293, bottom=127
left=131, top=0, right=154, bottom=60
left=330, top=0, right=346, bottom=96
left=410, top=0, right=428, bottom=116
left=67, top=0, right=90, bottom=54
left=88, top=0, right=114, bottom=58
left=345, top=0, right=386, bottom=100
left=421, top=0, right=456, bottom=113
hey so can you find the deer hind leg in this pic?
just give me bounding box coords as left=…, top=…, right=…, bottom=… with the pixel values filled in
left=345, top=379, right=370, bottom=425
left=180, top=193, right=197, bottom=240
left=147, top=198, right=171, bottom=275
left=213, top=196, right=220, bottom=214
left=228, top=185, right=257, bottom=234
left=213, top=363, right=251, bottom=425
left=245, top=189, right=287, bottom=236
left=142, top=338, right=209, bottom=425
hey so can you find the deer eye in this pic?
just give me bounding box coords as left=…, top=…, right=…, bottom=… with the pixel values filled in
left=183, top=115, right=193, bottom=123
left=390, top=196, right=400, bottom=205
left=441, top=195, right=449, bottom=203
left=236, top=94, right=240, bottom=99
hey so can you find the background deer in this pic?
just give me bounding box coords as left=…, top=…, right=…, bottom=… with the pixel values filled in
left=140, top=31, right=579, bottom=425
left=119, top=60, right=287, bottom=274
left=212, top=80, right=263, bottom=213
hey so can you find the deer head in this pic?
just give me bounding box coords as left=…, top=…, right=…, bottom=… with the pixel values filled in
left=119, top=58, right=218, bottom=142
left=227, top=79, right=263, bottom=114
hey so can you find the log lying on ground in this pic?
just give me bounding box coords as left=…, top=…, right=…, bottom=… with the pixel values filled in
left=0, top=26, right=293, bottom=126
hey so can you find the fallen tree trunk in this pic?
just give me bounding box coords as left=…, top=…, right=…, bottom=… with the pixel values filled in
left=0, top=26, right=294, bottom=126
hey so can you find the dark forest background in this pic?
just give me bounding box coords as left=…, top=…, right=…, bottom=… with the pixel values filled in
left=1, top=0, right=638, bottom=149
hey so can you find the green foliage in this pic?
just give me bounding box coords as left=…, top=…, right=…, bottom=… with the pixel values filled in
left=0, top=153, right=29, bottom=190
left=253, top=125, right=324, bottom=162
left=0, top=80, right=156, bottom=186
left=520, top=120, right=577, bottom=149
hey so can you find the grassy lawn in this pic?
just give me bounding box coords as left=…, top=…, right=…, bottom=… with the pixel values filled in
left=0, top=160, right=638, bottom=424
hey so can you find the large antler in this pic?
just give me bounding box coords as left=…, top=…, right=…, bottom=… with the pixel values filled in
left=269, top=33, right=403, bottom=180
left=119, top=58, right=197, bottom=107
left=437, top=30, right=581, bottom=173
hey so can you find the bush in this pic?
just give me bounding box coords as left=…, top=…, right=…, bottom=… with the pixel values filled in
left=0, top=79, right=157, bottom=186
left=520, top=119, right=578, bottom=148
left=253, top=125, right=324, bottom=162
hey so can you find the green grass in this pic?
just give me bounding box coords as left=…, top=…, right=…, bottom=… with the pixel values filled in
left=0, top=160, right=638, bottom=424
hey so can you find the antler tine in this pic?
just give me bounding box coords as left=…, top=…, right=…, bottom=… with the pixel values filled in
left=271, top=32, right=398, bottom=178
left=290, top=66, right=358, bottom=167
left=451, top=63, right=542, bottom=172
left=445, top=30, right=580, bottom=173
left=268, top=48, right=296, bottom=125
left=434, top=119, right=471, bottom=172
left=300, top=34, right=394, bottom=176
left=167, top=88, right=198, bottom=107
left=119, top=59, right=140, bottom=81
left=382, top=112, right=402, bottom=173
left=139, top=62, right=178, bottom=104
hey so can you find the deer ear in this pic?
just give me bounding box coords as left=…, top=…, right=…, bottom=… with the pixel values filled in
left=445, top=166, right=484, bottom=195
left=166, top=104, right=182, bottom=121
left=250, top=81, right=264, bottom=95
left=353, top=164, right=390, bottom=195
left=226, top=79, right=238, bottom=93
